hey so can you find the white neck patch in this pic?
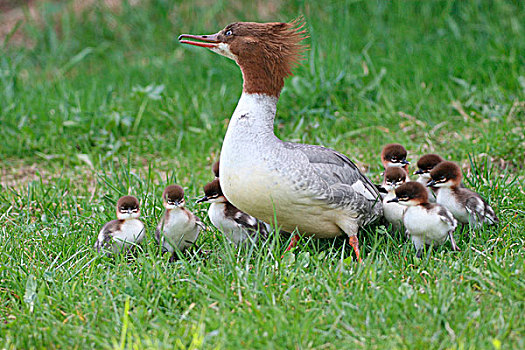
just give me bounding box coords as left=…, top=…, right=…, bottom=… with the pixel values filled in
left=210, top=43, right=237, bottom=61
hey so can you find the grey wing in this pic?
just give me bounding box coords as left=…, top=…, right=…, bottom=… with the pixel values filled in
left=235, top=211, right=266, bottom=234
left=255, top=219, right=269, bottom=240
left=232, top=211, right=258, bottom=230
left=95, top=220, right=119, bottom=252
left=483, top=202, right=498, bottom=225
left=465, top=194, right=498, bottom=225
left=289, top=143, right=383, bottom=223
left=437, top=206, right=457, bottom=230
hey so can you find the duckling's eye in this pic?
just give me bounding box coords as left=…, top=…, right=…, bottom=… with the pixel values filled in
left=225, top=30, right=233, bottom=36
left=120, top=207, right=125, bottom=211
left=391, top=157, right=397, bottom=161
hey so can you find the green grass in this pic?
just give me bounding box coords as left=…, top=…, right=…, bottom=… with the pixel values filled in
left=1, top=0, right=524, bottom=348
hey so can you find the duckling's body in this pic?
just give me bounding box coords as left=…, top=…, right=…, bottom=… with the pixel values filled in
left=429, top=161, right=498, bottom=228
left=382, top=167, right=408, bottom=230
left=388, top=182, right=459, bottom=257
left=198, top=178, right=268, bottom=246
left=156, top=185, right=203, bottom=260
left=95, top=196, right=145, bottom=255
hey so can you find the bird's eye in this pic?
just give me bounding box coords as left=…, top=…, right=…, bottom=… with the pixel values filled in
left=225, top=30, right=233, bottom=36
left=391, top=157, right=397, bottom=161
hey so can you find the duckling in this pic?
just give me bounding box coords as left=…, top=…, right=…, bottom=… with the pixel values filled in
left=197, top=178, right=268, bottom=246
left=388, top=182, right=459, bottom=257
left=95, top=195, right=145, bottom=255
left=428, top=161, right=498, bottom=228
left=155, top=185, right=204, bottom=261
left=382, top=167, right=408, bottom=230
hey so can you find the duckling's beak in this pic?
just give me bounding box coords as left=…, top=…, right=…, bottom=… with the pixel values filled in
left=401, top=159, right=410, bottom=165
left=196, top=196, right=209, bottom=204
left=178, top=33, right=220, bottom=48
left=387, top=197, right=399, bottom=203
left=426, top=180, right=436, bottom=187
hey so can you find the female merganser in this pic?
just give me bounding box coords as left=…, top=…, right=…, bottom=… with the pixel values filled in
left=382, top=167, right=408, bottom=230
left=381, top=144, right=410, bottom=172
left=428, top=161, right=498, bottom=228
left=155, top=185, right=204, bottom=261
left=414, top=153, right=444, bottom=202
left=95, top=195, right=145, bottom=255
left=179, top=20, right=382, bottom=261
left=387, top=182, right=459, bottom=257
left=197, top=178, right=268, bottom=246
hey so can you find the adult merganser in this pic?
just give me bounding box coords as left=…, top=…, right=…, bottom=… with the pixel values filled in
left=179, top=20, right=382, bottom=261
left=381, top=143, right=410, bottom=172
left=414, top=153, right=444, bottom=202
left=382, top=167, right=408, bottom=230
left=428, top=161, right=498, bottom=228
left=155, top=185, right=204, bottom=261
left=387, top=182, right=459, bottom=257
left=197, top=178, right=268, bottom=246
left=94, top=195, right=145, bottom=255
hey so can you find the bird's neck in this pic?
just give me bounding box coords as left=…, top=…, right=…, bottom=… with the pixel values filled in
left=227, top=92, right=279, bottom=138
left=238, top=57, right=286, bottom=97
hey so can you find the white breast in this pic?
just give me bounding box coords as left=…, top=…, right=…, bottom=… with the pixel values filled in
left=111, top=219, right=145, bottom=252
left=436, top=188, right=469, bottom=223
left=383, top=191, right=406, bottom=230
left=159, top=209, right=200, bottom=252
left=220, top=93, right=346, bottom=237
left=208, top=203, right=250, bottom=246
left=403, top=206, right=452, bottom=246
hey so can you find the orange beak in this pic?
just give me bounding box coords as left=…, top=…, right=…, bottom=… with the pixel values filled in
left=178, top=33, right=220, bottom=48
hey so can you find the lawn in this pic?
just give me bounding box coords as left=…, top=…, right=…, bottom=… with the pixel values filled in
left=1, top=0, right=524, bottom=348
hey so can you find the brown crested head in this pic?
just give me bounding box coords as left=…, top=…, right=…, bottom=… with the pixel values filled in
left=179, top=18, right=308, bottom=97
left=197, top=179, right=226, bottom=203
left=393, top=182, right=429, bottom=205
left=204, top=179, right=223, bottom=197
left=381, top=143, right=409, bottom=168
left=415, top=154, right=444, bottom=174
left=163, top=185, right=185, bottom=205
left=212, top=161, right=220, bottom=178
left=383, top=167, right=407, bottom=184
left=116, top=195, right=140, bottom=213
left=429, top=161, right=462, bottom=187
